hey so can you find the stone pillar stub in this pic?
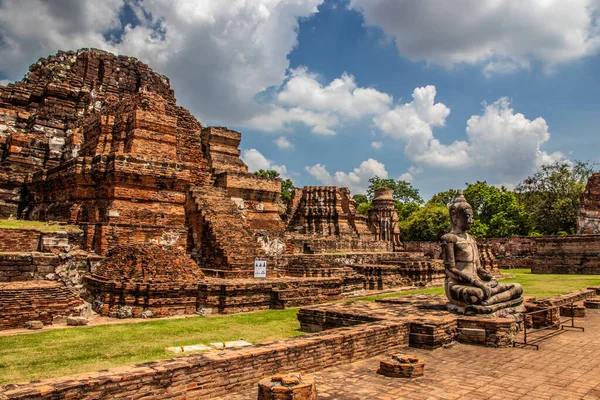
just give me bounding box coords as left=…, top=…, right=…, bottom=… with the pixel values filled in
left=257, top=373, right=316, bottom=400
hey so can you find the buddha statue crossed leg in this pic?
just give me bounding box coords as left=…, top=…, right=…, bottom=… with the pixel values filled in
left=441, top=190, right=525, bottom=316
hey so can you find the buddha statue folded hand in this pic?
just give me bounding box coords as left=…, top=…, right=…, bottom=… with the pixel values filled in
left=441, top=190, right=525, bottom=316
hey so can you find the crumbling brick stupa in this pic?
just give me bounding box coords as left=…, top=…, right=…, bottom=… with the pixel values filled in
left=0, top=48, right=271, bottom=279
left=0, top=49, right=444, bottom=321
left=578, top=172, right=600, bottom=234
left=85, top=244, right=205, bottom=317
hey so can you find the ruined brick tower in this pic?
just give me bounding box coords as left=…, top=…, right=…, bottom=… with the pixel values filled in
left=578, top=172, right=600, bottom=234
left=0, top=49, right=277, bottom=278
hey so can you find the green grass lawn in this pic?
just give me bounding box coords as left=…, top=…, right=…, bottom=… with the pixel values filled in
left=1, top=268, right=599, bottom=385
left=0, top=219, right=81, bottom=233
left=0, top=308, right=302, bottom=385
left=500, top=268, right=600, bottom=299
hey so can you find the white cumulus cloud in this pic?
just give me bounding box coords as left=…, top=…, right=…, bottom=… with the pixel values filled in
left=246, top=67, right=392, bottom=135
left=274, top=136, right=293, bottom=149
left=241, top=148, right=290, bottom=178
left=245, top=106, right=339, bottom=135
left=277, top=67, right=392, bottom=117
left=374, top=85, right=469, bottom=167
left=350, top=0, right=600, bottom=75
left=305, top=158, right=388, bottom=194
left=465, top=98, right=563, bottom=181
left=372, top=86, right=563, bottom=183
left=0, top=0, right=323, bottom=125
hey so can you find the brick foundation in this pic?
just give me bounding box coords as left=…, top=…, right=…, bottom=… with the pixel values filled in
left=0, top=229, right=40, bottom=252
left=0, top=281, right=84, bottom=330
left=85, top=244, right=204, bottom=317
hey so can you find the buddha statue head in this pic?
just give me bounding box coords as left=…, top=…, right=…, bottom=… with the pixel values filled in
left=449, top=190, right=473, bottom=233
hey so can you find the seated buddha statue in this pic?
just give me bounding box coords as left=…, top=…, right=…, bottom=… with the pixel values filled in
left=441, top=190, right=525, bottom=316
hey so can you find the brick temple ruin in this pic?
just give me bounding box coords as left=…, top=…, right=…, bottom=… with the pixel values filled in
left=0, top=49, right=446, bottom=326
left=1, top=49, right=600, bottom=400
left=1, top=49, right=599, bottom=329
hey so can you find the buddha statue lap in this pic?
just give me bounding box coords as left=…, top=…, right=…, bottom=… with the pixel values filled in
left=441, top=190, right=525, bottom=316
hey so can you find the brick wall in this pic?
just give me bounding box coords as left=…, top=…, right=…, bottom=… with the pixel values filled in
left=395, top=241, right=442, bottom=258
left=482, top=235, right=600, bottom=273
left=0, top=281, right=84, bottom=330
left=0, top=228, right=84, bottom=255
left=0, top=229, right=40, bottom=252
left=0, top=320, right=409, bottom=399
left=0, top=254, right=58, bottom=282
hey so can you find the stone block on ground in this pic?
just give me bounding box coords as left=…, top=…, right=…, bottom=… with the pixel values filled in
left=166, top=344, right=212, bottom=353
left=66, top=316, right=88, bottom=326
left=209, top=340, right=252, bottom=349
left=52, top=315, right=67, bottom=324
left=24, top=320, right=43, bottom=330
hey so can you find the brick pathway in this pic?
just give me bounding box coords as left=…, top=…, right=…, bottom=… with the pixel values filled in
left=222, top=309, right=600, bottom=399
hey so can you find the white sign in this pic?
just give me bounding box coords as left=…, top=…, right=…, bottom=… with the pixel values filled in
left=254, top=258, right=267, bottom=279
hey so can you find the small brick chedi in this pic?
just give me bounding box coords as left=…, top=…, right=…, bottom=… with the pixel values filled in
left=0, top=49, right=445, bottom=319
left=578, top=172, right=600, bottom=234
left=84, top=244, right=204, bottom=317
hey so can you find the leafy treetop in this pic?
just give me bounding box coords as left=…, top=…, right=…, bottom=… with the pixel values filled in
left=366, top=176, right=424, bottom=204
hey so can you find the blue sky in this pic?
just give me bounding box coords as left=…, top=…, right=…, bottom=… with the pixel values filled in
left=1, top=0, right=599, bottom=199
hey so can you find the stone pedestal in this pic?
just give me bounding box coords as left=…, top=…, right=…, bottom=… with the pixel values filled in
left=257, top=373, right=316, bottom=400
left=584, top=299, right=600, bottom=309
left=560, top=305, right=586, bottom=317
left=377, top=354, right=424, bottom=378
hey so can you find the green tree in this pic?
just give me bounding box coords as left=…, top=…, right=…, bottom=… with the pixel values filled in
left=399, top=204, right=451, bottom=241
left=253, top=169, right=295, bottom=203
left=516, top=161, right=597, bottom=235
left=464, top=181, right=531, bottom=238
left=425, top=182, right=531, bottom=238
left=366, top=176, right=424, bottom=204
left=427, top=189, right=457, bottom=207
left=352, top=194, right=368, bottom=207
left=253, top=169, right=280, bottom=179
left=356, top=202, right=372, bottom=216
left=396, top=202, right=421, bottom=221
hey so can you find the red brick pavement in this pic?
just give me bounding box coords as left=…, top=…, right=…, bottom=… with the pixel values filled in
left=221, top=309, right=600, bottom=400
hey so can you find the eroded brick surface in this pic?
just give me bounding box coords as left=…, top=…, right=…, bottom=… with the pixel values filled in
left=85, top=244, right=204, bottom=317
left=0, top=280, right=84, bottom=329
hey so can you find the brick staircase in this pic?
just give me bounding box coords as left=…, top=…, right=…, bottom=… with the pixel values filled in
left=187, top=185, right=263, bottom=278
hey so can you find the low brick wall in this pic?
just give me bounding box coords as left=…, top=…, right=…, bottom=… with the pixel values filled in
left=0, top=229, right=41, bottom=252
left=483, top=235, right=600, bottom=273
left=198, top=277, right=349, bottom=314
left=367, top=235, right=600, bottom=274
left=0, top=281, right=84, bottom=330
left=0, top=320, right=409, bottom=399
